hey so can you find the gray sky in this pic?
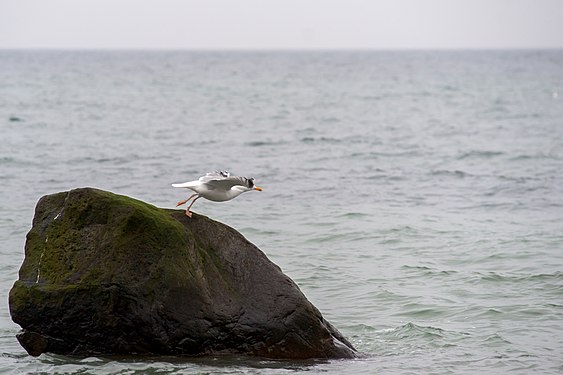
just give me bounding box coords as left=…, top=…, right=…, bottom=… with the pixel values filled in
left=1, top=0, right=563, bottom=50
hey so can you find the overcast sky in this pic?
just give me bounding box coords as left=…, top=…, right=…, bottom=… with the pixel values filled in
left=1, top=0, right=563, bottom=50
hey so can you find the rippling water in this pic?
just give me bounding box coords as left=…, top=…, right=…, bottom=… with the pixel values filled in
left=1, top=50, right=562, bottom=374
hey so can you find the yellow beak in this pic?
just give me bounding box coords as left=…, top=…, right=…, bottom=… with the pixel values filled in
left=254, top=186, right=263, bottom=191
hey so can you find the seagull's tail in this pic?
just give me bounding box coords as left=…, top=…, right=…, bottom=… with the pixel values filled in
left=172, top=181, right=197, bottom=188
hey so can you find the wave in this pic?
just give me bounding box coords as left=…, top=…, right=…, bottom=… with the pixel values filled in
left=301, top=136, right=341, bottom=144
left=509, top=152, right=562, bottom=161
left=401, top=265, right=459, bottom=278
left=457, top=150, right=504, bottom=159
left=430, top=169, right=472, bottom=178
left=336, top=212, right=371, bottom=219
left=483, top=333, right=512, bottom=346
left=394, top=304, right=451, bottom=319
left=244, top=140, right=287, bottom=147
left=387, top=322, right=447, bottom=339
left=475, top=271, right=562, bottom=283
left=378, top=322, right=469, bottom=350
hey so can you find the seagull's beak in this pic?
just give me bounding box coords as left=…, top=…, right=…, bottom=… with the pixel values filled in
left=254, top=186, right=263, bottom=191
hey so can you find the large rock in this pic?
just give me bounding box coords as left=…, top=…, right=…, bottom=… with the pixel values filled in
left=9, top=188, right=356, bottom=359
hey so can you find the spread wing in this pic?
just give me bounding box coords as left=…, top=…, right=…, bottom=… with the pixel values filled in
left=198, top=170, right=231, bottom=183
left=204, top=176, right=252, bottom=190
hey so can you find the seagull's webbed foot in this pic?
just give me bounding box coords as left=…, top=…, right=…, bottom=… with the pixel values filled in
left=184, top=195, right=200, bottom=218
left=176, top=193, right=198, bottom=207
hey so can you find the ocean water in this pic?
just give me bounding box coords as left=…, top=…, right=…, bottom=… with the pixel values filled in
left=1, top=50, right=562, bottom=374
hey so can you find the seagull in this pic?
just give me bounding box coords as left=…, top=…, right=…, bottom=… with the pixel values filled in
left=172, top=171, right=263, bottom=217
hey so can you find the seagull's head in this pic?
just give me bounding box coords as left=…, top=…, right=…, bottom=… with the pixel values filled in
left=246, top=177, right=263, bottom=192
left=230, top=177, right=263, bottom=198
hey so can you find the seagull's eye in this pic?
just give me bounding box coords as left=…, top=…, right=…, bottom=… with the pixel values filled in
left=248, top=178, right=254, bottom=188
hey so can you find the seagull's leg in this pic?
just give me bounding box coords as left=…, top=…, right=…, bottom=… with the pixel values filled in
left=186, top=196, right=201, bottom=218
left=176, top=193, right=197, bottom=207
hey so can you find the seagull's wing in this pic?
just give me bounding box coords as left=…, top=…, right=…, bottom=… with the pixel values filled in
left=198, top=170, right=231, bottom=183
left=172, top=171, right=233, bottom=188
left=204, top=176, right=250, bottom=190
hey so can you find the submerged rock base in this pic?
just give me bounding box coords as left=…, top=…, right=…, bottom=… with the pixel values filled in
left=9, top=188, right=356, bottom=359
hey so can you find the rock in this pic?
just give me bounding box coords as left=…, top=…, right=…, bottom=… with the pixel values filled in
left=9, top=188, right=356, bottom=359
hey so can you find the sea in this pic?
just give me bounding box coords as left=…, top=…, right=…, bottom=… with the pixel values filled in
left=0, top=50, right=562, bottom=374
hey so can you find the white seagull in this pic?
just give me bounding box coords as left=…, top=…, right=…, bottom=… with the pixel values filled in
left=172, top=170, right=263, bottom=217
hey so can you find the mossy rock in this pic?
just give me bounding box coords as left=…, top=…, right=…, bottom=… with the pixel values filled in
left=9, top=188, right=356, bottom=359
